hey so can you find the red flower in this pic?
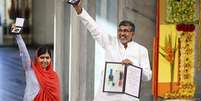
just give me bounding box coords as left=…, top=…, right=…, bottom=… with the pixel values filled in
left=176, top=24, right=195, bottom=32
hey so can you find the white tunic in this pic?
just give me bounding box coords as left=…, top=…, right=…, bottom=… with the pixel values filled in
left=78, top=9, right=152, bottom=101
left=16, top=35, right=40, bottom=101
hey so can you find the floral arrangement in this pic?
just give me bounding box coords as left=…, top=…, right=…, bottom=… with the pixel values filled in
left=166, top=0, right=196, bottom=23
left=176, top=24, right=195, bottom=32
left=163, top=31, right=196, bottom=99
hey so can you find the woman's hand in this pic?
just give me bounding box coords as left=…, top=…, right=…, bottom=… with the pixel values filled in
left=11, top=24, right=17, bottom=31
left=10, top=24, right=21, bottom=35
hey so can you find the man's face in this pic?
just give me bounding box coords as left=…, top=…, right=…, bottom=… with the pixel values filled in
left=117, top=25, right=134, bottom=45
left=36, top=52, right=51, bottom=69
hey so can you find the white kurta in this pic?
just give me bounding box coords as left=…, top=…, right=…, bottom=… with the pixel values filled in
left=16, top=35, right=40, bottom=101
left=78, top=9, right=152, bottom=101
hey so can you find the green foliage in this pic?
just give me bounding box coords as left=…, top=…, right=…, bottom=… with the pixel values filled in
left=166, top=0, right=196, bottom=23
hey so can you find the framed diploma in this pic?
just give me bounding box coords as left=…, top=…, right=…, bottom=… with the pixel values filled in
left=11, top=18, right=24, bottom=34
left=103, top=62, right=142, bottom=98
left=67, top=0, right=80, bottom=5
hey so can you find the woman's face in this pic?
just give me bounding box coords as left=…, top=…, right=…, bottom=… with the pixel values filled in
left=36, top=52, right=51, bottom=69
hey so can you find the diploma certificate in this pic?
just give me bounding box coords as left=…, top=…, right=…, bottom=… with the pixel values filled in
left=103, top=62, right=142, bottom=98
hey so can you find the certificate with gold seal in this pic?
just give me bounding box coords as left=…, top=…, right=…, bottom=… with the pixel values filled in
left=103, top=62, right=142, bottom=98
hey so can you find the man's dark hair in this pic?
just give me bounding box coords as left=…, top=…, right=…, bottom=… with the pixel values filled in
left=118, top=20, right=135, bottom=32
left=37, top=47, right=52, bottom=58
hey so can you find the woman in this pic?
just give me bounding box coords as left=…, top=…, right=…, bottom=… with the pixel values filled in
left=13, top=25, right=60, bottom=101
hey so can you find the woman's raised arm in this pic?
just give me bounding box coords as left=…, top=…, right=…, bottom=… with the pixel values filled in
left=16, top=34, right=31, bottom=70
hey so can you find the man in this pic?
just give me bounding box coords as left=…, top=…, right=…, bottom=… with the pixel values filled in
left=72, top=1, right=152, bottom=101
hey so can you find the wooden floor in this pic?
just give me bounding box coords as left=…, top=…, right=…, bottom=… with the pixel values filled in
left=0, top=47, right=35, bottom=101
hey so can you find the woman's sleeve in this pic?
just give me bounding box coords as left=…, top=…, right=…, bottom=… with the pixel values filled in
left=16, top=34, right=32, bottom=70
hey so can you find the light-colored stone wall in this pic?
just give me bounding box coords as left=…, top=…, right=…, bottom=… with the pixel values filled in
left=32, top=0, right=54, bottom=44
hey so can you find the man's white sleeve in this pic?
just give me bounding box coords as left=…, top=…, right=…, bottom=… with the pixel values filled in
left=78, top=8, right=112, bottom=49
left=140, top=48, right=152, bottom=81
